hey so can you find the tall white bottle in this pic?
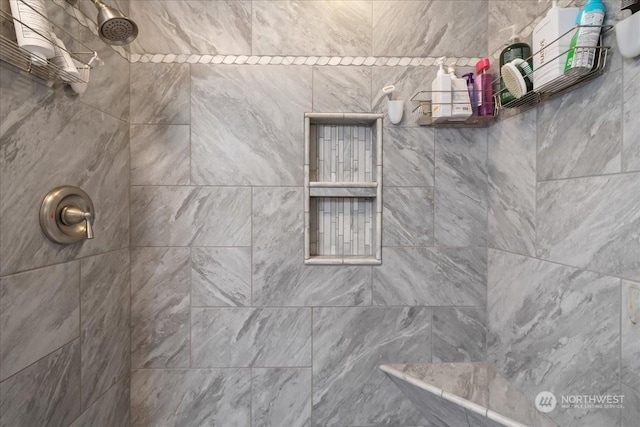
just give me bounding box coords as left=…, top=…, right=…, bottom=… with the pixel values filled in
left=9, top=0, right=54, bottom=66
left=431, top=57, right=452, bottom=123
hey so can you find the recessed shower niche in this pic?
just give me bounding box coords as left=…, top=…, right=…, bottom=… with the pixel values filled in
left=304, top=113, right=383, bottom=265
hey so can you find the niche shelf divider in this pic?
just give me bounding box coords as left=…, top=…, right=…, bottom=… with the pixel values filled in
left=304, top=113, right=383, bottom=265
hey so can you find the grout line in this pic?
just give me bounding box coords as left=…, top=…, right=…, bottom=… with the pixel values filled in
left=0, top=338, right=79, bottom=385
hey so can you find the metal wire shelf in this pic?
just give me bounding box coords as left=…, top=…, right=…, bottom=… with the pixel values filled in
left=0, top=0, right=97, bottom=84
left=410, top=24, right=613, bottom=128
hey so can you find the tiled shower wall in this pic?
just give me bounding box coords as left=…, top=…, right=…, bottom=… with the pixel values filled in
left=0, top=0, right=131, bottom=425
left=486, top=1, right=640, bottom=426
left=127, top=1, right=489, bottom=426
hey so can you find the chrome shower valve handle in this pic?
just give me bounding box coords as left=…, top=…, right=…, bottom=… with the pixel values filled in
left=40, top=186, right=96, bottom=244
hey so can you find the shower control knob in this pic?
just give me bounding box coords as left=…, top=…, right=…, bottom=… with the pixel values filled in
left=40, top=186, right=96, bottom=245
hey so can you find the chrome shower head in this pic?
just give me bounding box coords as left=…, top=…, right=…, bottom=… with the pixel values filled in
left=91, top=0, right=138, bottom=46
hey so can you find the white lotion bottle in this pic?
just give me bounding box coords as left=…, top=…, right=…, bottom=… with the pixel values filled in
left=431, top=57, right=452, bottom=122
left=448, top=66, right=472, bottom=121
left=9, top=0, right=54, bottom=66
left=51, top=33, right=80, bottom=82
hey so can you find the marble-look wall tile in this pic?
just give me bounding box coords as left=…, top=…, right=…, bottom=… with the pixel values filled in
left=252, top=368, right=312, bottom=427
left=77, top=27, right=130, bottom=121
left=372, top=66, right=437, bottom=128
left=372, top=247, right=486, bottom=306
left=373, top=1, right=488, bottom=57
left=131, top=186, right=251, bottom=246
left=537, top=173, right=640, bottom=280
left=191, top=308, right=311, bottom=368
left=129, top=1, right=251, bottom=55
left=312, top=67, right=372, bottom=113
left=130, top=63, right=190, bottom=125
left=0, top=74, right=129, bottom=274
left=433, top=307, right=486, bottom=363
left=487, top=0, right=539, bottom=55
left=80, top=249, right=130, bottom=409
left=191, top=65, right=310, bottom=186
left=622, top=281, right=640, bottom=391
left=0, top=262, right=79, bottom=380
left=622, top=384, right=640, bottom=427
left=435, top=128, right=488, bottom=246
left=622, top=57, right=640, bottom=172
left=131, top=247, right=190, bottom=368
left=253, top=187, right=371, bottom=306
left=191, top=247, right=251, bottom=307
left=537, top=70, right=623, bottom=180
left=131, top=368, right=251, bottom=426
left=488, top=109, right=536, bottom=257
left=252, top=1, right=371, bottom=56
left=383, top=187, right=433, bottom=247
left=130, top=125, right=190, bottom=185
left=383, top=127, right=435, bottom=187
left=313, top=307, right=430, bottom=426
left=386, top=373, right=470, bottom=426
left=487, top=249, right=620, bottom=427
left=0, top=340, right=80, bottom=427
left=70, top=376, right=130, bottom=427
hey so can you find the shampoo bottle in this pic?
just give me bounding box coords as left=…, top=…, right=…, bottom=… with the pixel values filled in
left=462, top=73, right=478, bottom=116
left=8, top=0, right=54, bottom=66
left=499, top=25, right=532, bottom=105
left=431, top=57, right=452, bottom=122
left=565, top=0, right=606, bottom=76
left=474, top=58, right=494, bottom=116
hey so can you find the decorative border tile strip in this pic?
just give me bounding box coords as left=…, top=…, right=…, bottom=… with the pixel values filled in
left=129, top=53, right=483, bottom=67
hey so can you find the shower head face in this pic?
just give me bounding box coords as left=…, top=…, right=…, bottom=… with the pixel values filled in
left=96, top=4, right=138, bottom=46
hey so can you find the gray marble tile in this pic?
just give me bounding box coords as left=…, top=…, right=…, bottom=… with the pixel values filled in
left=622, top=384, right=640, bottom=427
left=373, top=247, right=486, bottom=306
left=191, top=307, right=311, bottom=368
left=537, top=69, right=623, bottom=180
left=313, top=307, right=431, bottom=426
left=191, top=247, right=251, bottom=307
left=312, top=67, right=372, bottom=113
left=252, top=187, right=371, bottom=306
left=383, top=187, right=433, bottom=247
left=372, top=66, right=437, bottom=128
left=433, top=307, right=486, bottom=363
left=386, top=373, right=470, bottom=427
left=130, top=124, right=190, bottom=185
left=0, top=70, right=129, bottom=274
left=77, top=27, right=130, bottom=121
left=131, top=247, right=190, bottom=368
left=252, top=0, right=371, bottom=56
left=373, top=1, right=488, bottom=58
left=252, top=368, right=312, bottom=427
left=467, top=410, right=504, bottom=427
left=622, top=56, right=640, bottom=172
left=131, top=186, right=251, bottom=246
left=0, top=340, right=80, bottom=427
left=80, top=249, right=130, bottom=409
left=537, top=173, right=640, bottom=280
left=70, top=376, right=130, bottom=427
left=435, top=128, right=488, bottom=247
left=487, top=0, right=538, bottom=56
left=130, top=63, right=190, bottom=125
left=129, top=1, right=251, bottom=55
left=383, top=127, right=435, bottom=187
left=191, top=65, right=310, bottom=186
left=487, top=249, right=620, bottom=427
left=191, top=248, right=251, bottom=307
left=622, top=280, right=640, bottom=391
left=0, top=262, right=79, bottom=381
left=488, top=109, right=536, bottom=257
left=131, top=368, right=251, bottom=427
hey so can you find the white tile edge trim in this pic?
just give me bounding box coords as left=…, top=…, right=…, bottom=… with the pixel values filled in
left=379, top=364, right=529, bottom=427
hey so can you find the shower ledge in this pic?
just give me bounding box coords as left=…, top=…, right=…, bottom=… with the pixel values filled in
left=380, top=362, right=556, bottom=427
